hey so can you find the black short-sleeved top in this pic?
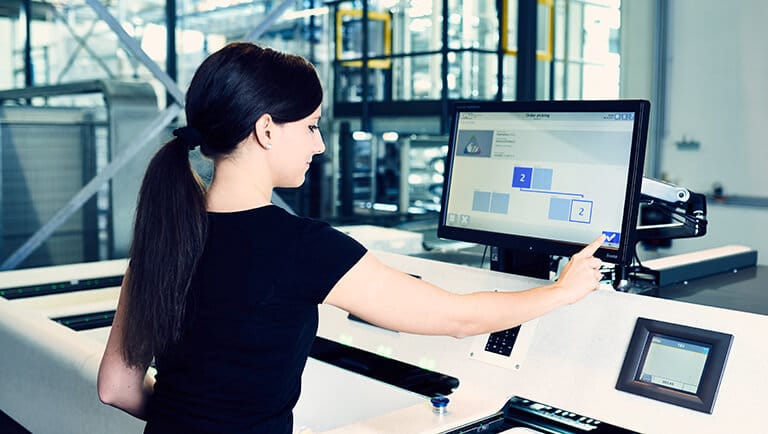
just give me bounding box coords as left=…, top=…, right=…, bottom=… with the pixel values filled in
left=145, top=205, right=366, bottom=434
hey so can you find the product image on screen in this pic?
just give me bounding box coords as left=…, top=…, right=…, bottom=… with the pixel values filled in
left=438, top=100, right=649, bottom=265
left=637, top=334, right=711, bottom=394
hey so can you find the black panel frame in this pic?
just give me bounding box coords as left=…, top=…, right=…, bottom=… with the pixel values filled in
left=616, top=317, right=733, bottom=414
left=437, top=99, right=650, bottom=266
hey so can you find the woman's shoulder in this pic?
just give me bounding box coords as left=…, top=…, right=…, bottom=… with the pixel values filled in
left=208, top=204, right=330, bottom=235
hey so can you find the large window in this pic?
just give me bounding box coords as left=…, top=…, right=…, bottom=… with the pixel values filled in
left=2, top=1, right=622, bottom=107
left=332, top=0, right=622, bottom=104
left=333, top=0, right=500, bottom=103
left=552, top=0, right=622, bottom=99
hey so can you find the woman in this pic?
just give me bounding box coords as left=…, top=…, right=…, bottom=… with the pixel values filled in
left=97, top=42, right=604, bottom=433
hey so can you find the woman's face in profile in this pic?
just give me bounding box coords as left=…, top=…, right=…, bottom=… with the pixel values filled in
left=268, top=105, right=325, bottom=188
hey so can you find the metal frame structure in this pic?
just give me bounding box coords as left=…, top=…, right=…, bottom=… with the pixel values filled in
left=331, top=0, right=544, bottom=134
left=336, top=9, right=392, bottom=69
left=1, top=0, right=293, bottom=270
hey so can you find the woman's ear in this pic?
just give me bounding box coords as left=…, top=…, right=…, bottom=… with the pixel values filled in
left=253, top=114, right=273, bottom=150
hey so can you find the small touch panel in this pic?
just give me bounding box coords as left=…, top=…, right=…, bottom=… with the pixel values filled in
left=637, top=334, right=710, bottom=393
left=616, top=318, right=733, bottom=413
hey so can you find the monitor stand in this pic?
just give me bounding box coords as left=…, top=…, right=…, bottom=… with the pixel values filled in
left=490, top=247, right=552, bottom=280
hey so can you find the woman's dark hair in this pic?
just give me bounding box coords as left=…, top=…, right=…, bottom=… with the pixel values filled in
left=122, top=43, right=323, bottom=367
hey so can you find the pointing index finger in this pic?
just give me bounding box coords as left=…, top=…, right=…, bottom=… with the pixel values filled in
left=579, top=234, right=606, bottom=257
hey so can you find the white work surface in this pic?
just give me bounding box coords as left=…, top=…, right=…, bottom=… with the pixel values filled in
left=1, top=253, right=767, bottom=433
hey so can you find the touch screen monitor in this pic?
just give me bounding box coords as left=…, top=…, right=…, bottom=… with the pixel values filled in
left=616, top=318, right=733, bottom=413
left=438, top=100, right=650, bottom=266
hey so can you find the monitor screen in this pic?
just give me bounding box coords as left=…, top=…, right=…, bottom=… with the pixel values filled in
left=437, top=100, right=650, bottom=265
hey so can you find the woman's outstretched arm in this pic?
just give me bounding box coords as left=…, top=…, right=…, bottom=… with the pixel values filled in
left=324, top=236, right=605, bottom=338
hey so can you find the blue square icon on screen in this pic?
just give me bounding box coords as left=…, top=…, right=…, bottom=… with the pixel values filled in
left=512, top=167, right=533, bottom=188
left=548, top=198, right=571, bottom=221
left=569, top=200, right=593, bottom=223
left=602, top=231, right=621, bottom=245
left=490, top=193, right=510, bottom=214
left=531, top=168, right=553, bottom=190
left=472, top=191, right=491, bottom=212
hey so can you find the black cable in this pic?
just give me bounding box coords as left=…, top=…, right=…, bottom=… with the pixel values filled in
left=629, top=242, right=657, bottom=283
left=634, top=243, right=646, bottom=270
left=642, top=199, right=700, bottom=226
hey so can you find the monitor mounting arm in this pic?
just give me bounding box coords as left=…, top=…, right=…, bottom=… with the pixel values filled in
left=612, top=178, right=708, bottom=292
left=636, top=177, right=708, bottom=241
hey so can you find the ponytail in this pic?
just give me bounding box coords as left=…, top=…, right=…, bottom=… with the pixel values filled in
left=122, top=138, right=207, bottom=367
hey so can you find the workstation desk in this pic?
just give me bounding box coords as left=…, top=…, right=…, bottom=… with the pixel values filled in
left=1, top=252, right=766, bottom=433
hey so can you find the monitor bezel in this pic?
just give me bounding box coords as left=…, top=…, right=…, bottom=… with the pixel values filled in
left=615, top=317, right=733, bottom=414
left=436, top=99, right=650, bottom=266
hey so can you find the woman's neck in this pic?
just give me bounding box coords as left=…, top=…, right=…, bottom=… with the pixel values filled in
left=206, top=155, right=273, bottom=212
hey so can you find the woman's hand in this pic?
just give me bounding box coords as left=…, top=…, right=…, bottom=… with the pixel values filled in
left=555, top=235, right=606, bottom=303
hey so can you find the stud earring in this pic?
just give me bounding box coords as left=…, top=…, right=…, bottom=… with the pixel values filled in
left=265, top=143, right=272, bottom=150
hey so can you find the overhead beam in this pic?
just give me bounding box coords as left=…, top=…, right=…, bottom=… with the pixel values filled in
left=84, top=0, right=185, bottom=106
left=243, top=0, right=294, bottom=41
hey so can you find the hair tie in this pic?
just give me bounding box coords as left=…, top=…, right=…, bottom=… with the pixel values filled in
left=172, top=126, right=205, bottom=150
